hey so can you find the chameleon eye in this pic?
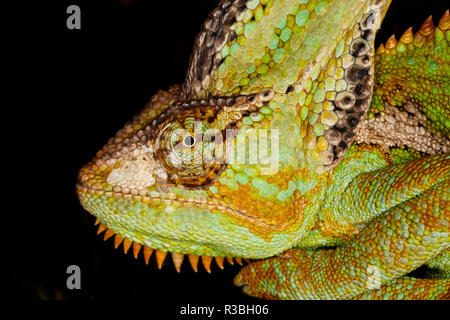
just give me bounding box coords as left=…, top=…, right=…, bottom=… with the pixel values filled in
left=183, top=135, right=196, bottom=148
left=153, top=111, right=226, bottom=189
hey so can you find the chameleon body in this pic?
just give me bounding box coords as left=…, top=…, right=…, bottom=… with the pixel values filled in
left=77, top=0, right=450, bottom=299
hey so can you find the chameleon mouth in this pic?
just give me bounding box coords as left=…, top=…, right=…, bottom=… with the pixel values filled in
left=76, top=175, right=250, bottom=218
left=77, top=180, right=280, bottom=233
left=93, top=218, right=250, bottom=273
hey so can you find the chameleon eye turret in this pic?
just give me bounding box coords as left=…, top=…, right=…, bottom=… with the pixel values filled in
left=153, top=105, right=228, bottom=189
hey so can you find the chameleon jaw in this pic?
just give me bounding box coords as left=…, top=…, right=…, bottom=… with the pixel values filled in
left=92, top=218, right=249, bottom=273
left=77, top=179, right=286, bottom=259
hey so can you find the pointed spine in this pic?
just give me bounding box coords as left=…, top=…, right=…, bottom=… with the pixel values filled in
left=201, top=256, right=213, bottom=273
left=143, top=246, right=153, bottom=264
left=103, top=229, right=114, bottom=241
left=376, top=43, right=385, bottom=54
left=419, top=15, right=434, bottom=36
left=132, top=243, right=142, bottom=259
left=114, top=234, right=124, bottom=248
left=438, top=9, right=449, bottom=31
left=172, top=253, right=184, bottom=273
left=156, top=250, right=167, bottom=269
left=400, top=27, right=413, bottom=44
left=215, top=257, right=224, bottom=270
left=188, top=255, right=200, bottom=272
left=385, top=35, right=397, bottom=49
left=226, top=257, right=234, bottom=265
left=96, top=223, right=107, bottom=235
left=123, top=239, right=132, bottom=254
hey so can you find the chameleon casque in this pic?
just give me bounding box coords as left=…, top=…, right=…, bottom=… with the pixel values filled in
left=77, top=0, right=450, bottom=299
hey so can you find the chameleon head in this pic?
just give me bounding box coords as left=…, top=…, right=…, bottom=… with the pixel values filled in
left=77, top=0, right=392, bottom=271
left=77, top=85, right=312, bottom=267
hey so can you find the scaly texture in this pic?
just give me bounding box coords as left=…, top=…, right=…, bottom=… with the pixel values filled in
left=356, top=12, right=450, bottom=153
left=234, top=155, right=449, bottom=299
left=77, top=1, right=449, bottom=299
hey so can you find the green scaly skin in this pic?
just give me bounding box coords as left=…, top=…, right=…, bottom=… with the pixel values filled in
left=77, top=0, right=450, bottom=299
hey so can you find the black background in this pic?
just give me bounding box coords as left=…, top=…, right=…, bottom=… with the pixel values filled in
left=18, top=0, right=448, bottom=307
